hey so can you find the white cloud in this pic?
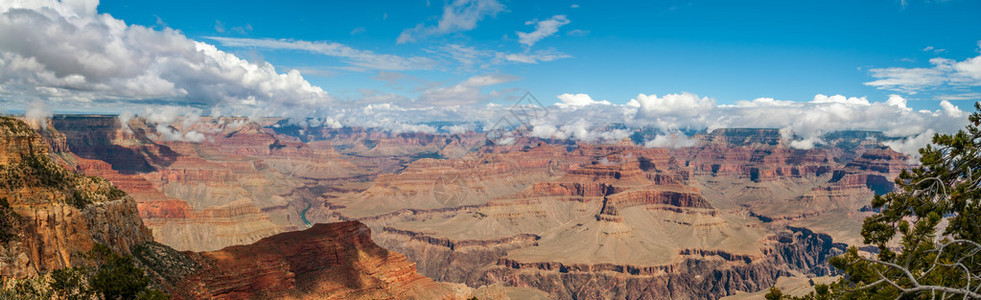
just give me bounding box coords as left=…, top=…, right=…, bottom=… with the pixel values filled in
left=555, top=93, right=611, bottom=109
left=25, top=99, right=51, bottom=129
left=644, top=133, right=697, bottom=149
left=810, top=94, right=870, bottom=106
left=416, top=74, right=517, bottom=106
left=117, top=110, right=135, bottom=133
left=155, top=124, right=205, bottom=143
left=939, top=100, right=965, bottom=118
left=632, top=92, right=715, bottom=130
left=528, top=118, right=630, bottom=143
left=725, top=97, right=796, bottom=108
left=0, top=0, right=334, bottom=119
left=885, top=94, right=909, bottom=110
left=936, top=92, right=981, bottom=101
left=463, top=74, right=517, bottom=87
left=517, top=15, right=570, bottom=47
left=566, top=29, right=589, bottom=37
left=437, top=44, right=487, bottom=69
left=788, top=136, right=822, bottom=150
left=923, top=46, right=945, bottom=54
left=397, top=0, right=504, bottom=44
left=883, top=129, right=935, bottom=160
left=866, top=53, right=981, bottom=94
left=434, top=44, right=571, bottom=68
left=621, top=92, right=968, bottom=155
left=388, top=123, right=438, bottom=134
left=207, top=37, right=436, bottom=71
left=502, top=50, right=572, bottom=64
left=445, top=124, right=469, bottom=134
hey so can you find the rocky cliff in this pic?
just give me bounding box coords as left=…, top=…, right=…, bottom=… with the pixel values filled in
left=162, top=221, right=464, bottom=299
left=0, top=116, right=153, bottom=279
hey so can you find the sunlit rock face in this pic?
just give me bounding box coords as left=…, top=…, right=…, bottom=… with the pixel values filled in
left=0, top=117, right=153, bottom=280
left=173, top=221, right=468, bottom=300
left=49, top=116, right=910, bottom=298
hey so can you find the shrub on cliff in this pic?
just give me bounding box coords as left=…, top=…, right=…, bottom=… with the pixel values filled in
left=50, top=267, right=95, bottom=300
left=0, top=197, right=17, bottom=243
left=770, top=102, right=981, bottom=299
left=1, top=244, right=169, bottom=300
left=0, top=277, right=52, bottom=300
left=0, top=117, right=126, bottom=209
left=0, top=152, right=126, bottom=209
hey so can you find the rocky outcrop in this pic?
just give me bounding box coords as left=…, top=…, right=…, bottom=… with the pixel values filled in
left=0, top=117, right=153, bottom=279
left=51, top=115, right=177, bottom=174
left=382, top=227, right=540, bottom=251
left=702, top=128, right=782, bottom=147
left=601, top=189, right=711, bottom=215
left=175, top=221, right=463, bottom=300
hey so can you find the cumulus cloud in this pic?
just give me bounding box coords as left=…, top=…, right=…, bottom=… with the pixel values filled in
left=555, top=93, right=611, bottom=109
left=397, top=0, right=504, bottom=44
left=207, top=37, right=436, bottom=71
left=725, top=97, right=796, bottom=108
left=597, top=92, right=968, bottom=155
left=0, top=0, right=332, bottom=117
left=134, top=106, right=209, bottom=143
left=632, top=92, right=716, bottom=130
left=517, top=15, right=570, bottom=47
left=528, top=118, right=630, bottom=143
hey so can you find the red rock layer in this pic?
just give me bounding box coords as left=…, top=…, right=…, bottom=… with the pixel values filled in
left=73, top=157, right=193, bottom=220
left=601, top=189, right=711, bottom=215
left=178, top=221, right=457, bottom=300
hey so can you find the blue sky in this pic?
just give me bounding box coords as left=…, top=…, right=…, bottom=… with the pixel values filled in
left=0, top=0, right=978, bottom=153
left=98, top=0, right=981, bottom=111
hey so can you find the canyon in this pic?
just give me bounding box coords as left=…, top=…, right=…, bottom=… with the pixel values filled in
left=1, top=116, right=533, bottom=299
left=25, top=115, right=909, bottom=299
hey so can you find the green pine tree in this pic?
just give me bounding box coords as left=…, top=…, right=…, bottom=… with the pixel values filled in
left=771, top=102, right=981, bottom=299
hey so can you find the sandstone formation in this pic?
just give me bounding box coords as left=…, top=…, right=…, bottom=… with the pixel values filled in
left=0, top=116, right=153, bottom=279
left=4, top=117, right=535, bottom=300
left=164, top=221, right=465, bottom=299
left=41, top=116, right=913, bottom=299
